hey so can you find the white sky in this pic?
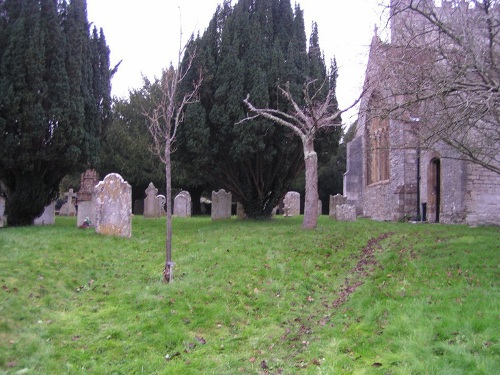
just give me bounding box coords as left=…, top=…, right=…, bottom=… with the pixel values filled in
left=87, top=0, right=390, bottom=124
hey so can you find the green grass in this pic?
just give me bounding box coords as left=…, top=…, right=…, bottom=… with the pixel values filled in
left=0, top=216, right=498, bottom=374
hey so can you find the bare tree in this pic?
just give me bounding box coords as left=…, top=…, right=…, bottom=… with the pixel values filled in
left=145, top=43, right=201, bottom=283
left=241, top=81, right=358, bottom=229
left=374, top=0, right=500, bottom=174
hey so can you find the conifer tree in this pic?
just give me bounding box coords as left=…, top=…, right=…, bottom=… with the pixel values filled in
left=241, top=60, right=346, bottom=229
left=0, top=0, right=112, bottom=226
left=177, top=0, right=323, bottom=219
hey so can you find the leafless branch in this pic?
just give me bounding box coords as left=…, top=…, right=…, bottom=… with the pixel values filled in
left=368, top=0, right=500, bottom=173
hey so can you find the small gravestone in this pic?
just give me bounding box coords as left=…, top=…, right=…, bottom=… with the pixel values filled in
left=34, top=201, right=56, bottom=225
left=211, top=189, right=232, bottom=220
left=329, top=194, right=347, bottom=219
left=157, top=194, right=166, bottom=216
left=318, top=200, right=323, bottom=216
left=174, top=191, right=191, bottom=217
left=283, top=191, right=300, bottom=216
left=144, top=182, right=159, bottom=218
left=59, top=188, right=77, bottom=216
left=0, top=196, right=5, bottom=227
left=77, top=169, right=99, bottom=227
left=336, top=204, right=357, bottom=222
left=236, top=202, right=247, bottom=219
left=95, top=173, right=132, bottom=238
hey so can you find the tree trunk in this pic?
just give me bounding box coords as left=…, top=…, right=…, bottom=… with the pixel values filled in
left=164, top=138, right=173, bottom=282
left=302, top=136, right=318, bottom=229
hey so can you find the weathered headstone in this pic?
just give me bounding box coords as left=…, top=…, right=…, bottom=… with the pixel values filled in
left=95, top=173, right=132, bottom=237
left=236, top=202, right=247, bottom=219
left=0, top=196, right=6, bottom=227
left=144, top=182, right=159, bottom=218
left=211, top=189, right=232, bottom=220
left=77, top=169, right=99, bottom=227
left=336, top=204, right=357, bottom=222
left=157, top=195, right=166, bottom=216
left=59, top=188, right=77, bottom=216
left=174, top=191, right=191, bottom=217
left=34, top=201, right=56, bottom=225
left=318, top=200, right=323, bottom=216
left=200, top=197, right=210, bottom=215
left=283, top=191, right=300, bottom=216
left=329, top=194, right=347, bottom=219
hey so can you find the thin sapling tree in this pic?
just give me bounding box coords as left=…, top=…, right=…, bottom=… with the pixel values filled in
left=145, top=41, right=201, bottom=283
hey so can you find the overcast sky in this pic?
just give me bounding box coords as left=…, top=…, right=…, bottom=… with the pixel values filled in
left=87, top=0, right=390, bottom=124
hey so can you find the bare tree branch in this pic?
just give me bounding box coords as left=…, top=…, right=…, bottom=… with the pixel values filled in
left=239, top=79, right=354, bottom=229
left=373, top=0, right=500, bottom=174
left=143, top=36, right=202, bottom=282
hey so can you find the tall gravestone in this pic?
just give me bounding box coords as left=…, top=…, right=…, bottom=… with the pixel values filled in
left=0, top=196, right=5, bottom=227
left=77, top=169, right=99, bottom=227
left=34, top=201, right=56, bottom=225
left=144, top=182, right=159, bottom=218
left=59, top=188, right=77, bottom=216
left=329, top=194, right=347, bottom=219
left=211, top=189, right=232, bottom=220
left=283, top=191, right=300, bottom=216
left=95, top=173, right=132, bottom=238
left=174, top=191, right=191, bottom=217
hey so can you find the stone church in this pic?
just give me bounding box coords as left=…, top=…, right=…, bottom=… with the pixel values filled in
left=344, top=0, right=500, bottom=226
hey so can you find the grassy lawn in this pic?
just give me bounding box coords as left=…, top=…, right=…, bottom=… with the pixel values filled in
left=0, top=216, right=498, bottom=374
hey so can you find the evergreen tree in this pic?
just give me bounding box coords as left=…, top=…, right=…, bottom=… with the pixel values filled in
left=316, top=59, right=342, bottom=208
left=0, top=0, right=112, bottom=226
left=178, top=0, right=320, bottom=219
left=241, top=55, right=342, bottom=228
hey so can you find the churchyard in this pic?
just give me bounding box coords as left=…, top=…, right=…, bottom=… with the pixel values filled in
left=1, top=215, right=498, bottom=374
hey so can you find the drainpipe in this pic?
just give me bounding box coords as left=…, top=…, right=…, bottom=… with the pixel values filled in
left=416, top=145, right=421, bottom=220
left=410, top=116, right=421, bottom=220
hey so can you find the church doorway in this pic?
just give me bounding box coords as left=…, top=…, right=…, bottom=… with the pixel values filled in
left=427, top=158, right=441, bottom=222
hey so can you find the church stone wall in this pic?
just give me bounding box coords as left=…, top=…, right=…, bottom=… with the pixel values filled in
left=440, top=157, right=467, bottom=224
left=465, top=163, right=500, bottom=226
left=361, top=119, right=419, bottom=221
left=343, top=0, right=500, bottom=227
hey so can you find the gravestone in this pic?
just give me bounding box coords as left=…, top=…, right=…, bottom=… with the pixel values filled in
left=211, top=189, right=232, bottom=220
left=336, top=204, right=357, bottom=222
left=0, top=196, right=5, bottom=227
left=200, top=197, right=210, bottom=214
left=283, top=191, right=300, bottom=216
left=60, top=188, right=77, bottom=216
left=174, top=191, right=191, bottom=217
left=157, top=195, right=166, bottom=216
left=95, top=173, right=132, bottom=238
left=236, top=202, right=247, bottom=219
left=318, top=200, right=323, bottom=216
left=34, top=201, right=56, bottom=225
left=329, top=194, right=347, bottom=219
left=77, top=169, right=99, bottom=227
left=144, top=182, right=159, bottom=218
